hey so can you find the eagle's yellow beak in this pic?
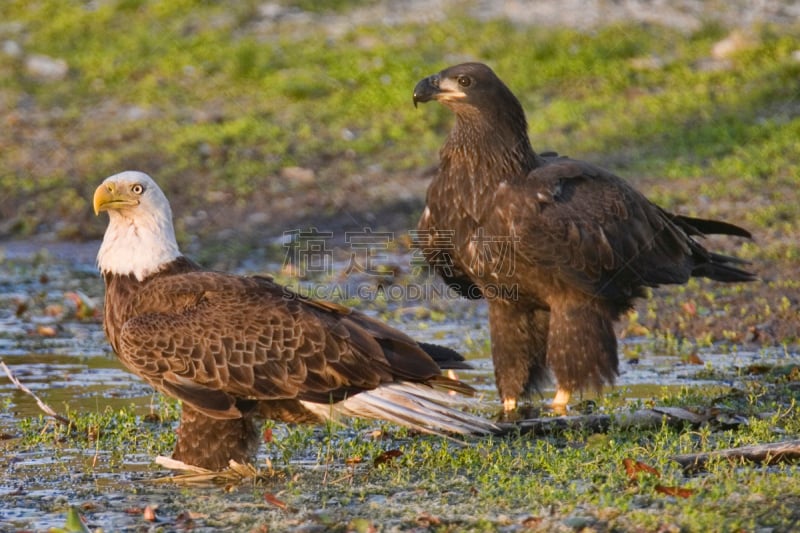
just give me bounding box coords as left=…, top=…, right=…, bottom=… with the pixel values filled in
left=93, top=182, right=139, bottom=215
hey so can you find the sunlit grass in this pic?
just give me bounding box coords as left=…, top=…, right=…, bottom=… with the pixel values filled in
left=4, top=367, right=799, bottom=530
left=0, top=1, right=798, bottom=245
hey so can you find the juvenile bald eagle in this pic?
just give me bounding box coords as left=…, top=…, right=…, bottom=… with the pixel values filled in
left=412, top=62, right=755, bottom=412
left=94, top=171, right=497, bottom=470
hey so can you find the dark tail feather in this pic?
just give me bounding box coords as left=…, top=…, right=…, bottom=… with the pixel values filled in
left=692, top=251, right=757, bottom=282
left=674, top=215, right=753, bottom=239
left=417, top=342, right=472, bottom=369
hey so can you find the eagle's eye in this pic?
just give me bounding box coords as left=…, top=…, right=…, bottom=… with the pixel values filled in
left=457, top=75, right=471, bottom=88
left=131, top=184, right=145, bottom=195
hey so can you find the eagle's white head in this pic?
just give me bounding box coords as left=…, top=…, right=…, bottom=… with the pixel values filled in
left=94, top=171, right=181, bottom=281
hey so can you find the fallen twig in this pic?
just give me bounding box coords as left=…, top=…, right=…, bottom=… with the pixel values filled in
left=0, top=359, right=73, bottom=426
left=672, top=439, right=800, bottom=474
left=513, top=406, right=707, bottom=436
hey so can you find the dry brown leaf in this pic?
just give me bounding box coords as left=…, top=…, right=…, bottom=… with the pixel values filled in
left=522, top=516, right=543, bottom=529
left=686, top=352, right=704, bottom=365
left=655, top=484, right=694, bottom=498
left=264, top=492, right=288, bottom=510
left=374, top=449, right=403, bottom=466
left=15, top=301, right=28, bottom=317
left=416, top=512, right=442, bottom=527
left=263, top=427, right=273, bottom=444
left=622, top=458, right=637, bottom=481
left=745, top=363, right=772, bottom=375
left=44, top=304, right=63, bottom=317
left=175, top=511, right=196, bottom=527
left=623, top=458, right=661, bottom=483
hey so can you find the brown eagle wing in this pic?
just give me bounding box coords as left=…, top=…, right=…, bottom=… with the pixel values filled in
left=495, top=159, right=695, bottom=301
left=116, top=272, right=441, bottom=419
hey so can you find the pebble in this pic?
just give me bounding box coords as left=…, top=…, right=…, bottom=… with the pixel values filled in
left=24, top=54, right=68, bottom=81
left=562, top=515, right=594, bottom=530
left=281, top=166, right=316, bottom=185
left=2, top=39, right=22, bottom=58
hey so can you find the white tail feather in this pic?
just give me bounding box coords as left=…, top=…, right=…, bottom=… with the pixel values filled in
left=300, top=382, right=499, bottom=436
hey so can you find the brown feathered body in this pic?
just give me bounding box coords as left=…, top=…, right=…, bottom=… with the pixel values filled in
left=103, top=257, right=458, bottom=416
left=413, top=63, right=755, bottom=409
left=95, top=171, right=496, bottom=470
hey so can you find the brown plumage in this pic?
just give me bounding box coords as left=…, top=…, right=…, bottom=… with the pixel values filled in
left=94, top=171, right=497, bottom=470
left=412, top=62, right=756, bottom=412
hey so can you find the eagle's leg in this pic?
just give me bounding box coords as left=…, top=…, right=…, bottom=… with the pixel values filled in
left=552, top=388, right=571, bottom=413
left=547, top=300, right=619, bottom=410
left=172, top=404, right=260, bottom=471
left=488, top=301, right=550, bottom=413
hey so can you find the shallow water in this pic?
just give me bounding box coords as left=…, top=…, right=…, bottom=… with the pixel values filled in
left=0, top=241, right=793, bottom=531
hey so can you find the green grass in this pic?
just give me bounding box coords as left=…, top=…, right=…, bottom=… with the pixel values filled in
left=14, top=398, right=180, bottom=468
left=4, top=373, right=800, bottom=531
left=1, top=1, right=798, bottom=245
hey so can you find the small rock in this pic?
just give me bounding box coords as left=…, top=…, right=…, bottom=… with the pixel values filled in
left=694, top=57, right=733, bottom=73
left=366, top=494, right=387, bottom=508
left=24, top=53, right=68, bottom=80
left=258, top=3, right=285, bottom=20
left=205, top=190, right=230, bottom=203
left=712, top=31, right=754, bottom=59
left=629, top=55, right=664, bottom=70
left=2, top=40, right=22, bottom=58
left=124, top=105, right=148, bottom=121
left=246, top=211, right=270, bottom=226
left=562, top=515, right=594, bottom=530
left=280, top=166, right=316, bottom=185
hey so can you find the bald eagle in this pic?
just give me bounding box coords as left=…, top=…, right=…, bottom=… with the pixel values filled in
left=412, top=62, right=755, bottom=413
left=94, top=171, right=497, bottom=470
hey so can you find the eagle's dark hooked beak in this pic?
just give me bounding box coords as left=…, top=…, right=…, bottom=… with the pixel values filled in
left=413, top=74, right=440, bottom=108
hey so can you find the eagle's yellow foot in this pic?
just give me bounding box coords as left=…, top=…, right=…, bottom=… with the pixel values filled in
left=551, top=388, right=570, bottom=415
left=502, top=397, right=517, bottom=412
